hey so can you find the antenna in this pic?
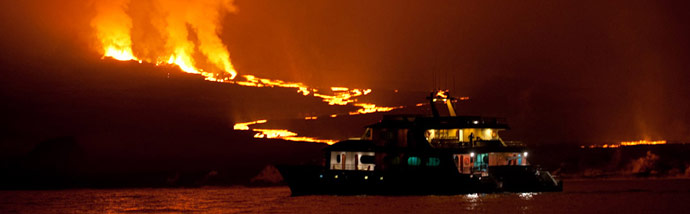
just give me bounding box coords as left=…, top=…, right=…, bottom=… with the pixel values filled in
left=431, top=69, right=435, bottom=91
left=445, top=71, right=448, bottom=90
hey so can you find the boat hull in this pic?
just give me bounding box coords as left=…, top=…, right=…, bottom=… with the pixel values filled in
left=277, top=165, right=562, bottom=196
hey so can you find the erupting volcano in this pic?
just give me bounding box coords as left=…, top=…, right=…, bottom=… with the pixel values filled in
left=90, top=0, right=401, bottom=144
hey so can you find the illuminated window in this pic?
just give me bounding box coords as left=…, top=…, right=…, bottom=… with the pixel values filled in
left=484, top=129, right=492, bottom=139
left=407, top=156, right=421, bottom=166
left=426, top=129, right=461, bottom=144
left=427, top=157, right=440, bottom=166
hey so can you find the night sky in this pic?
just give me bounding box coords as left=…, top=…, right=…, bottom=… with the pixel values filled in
left=1, top=0, right=690, bottom=161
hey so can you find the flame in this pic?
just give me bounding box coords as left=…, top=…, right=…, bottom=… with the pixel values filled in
left=91, top=0, right=138, bottom=61
left=253, top=128, right=336, bottom=144
left=167, top=54, right=198, bottom=74
left=92, top=0, right=237, bottom=79
left=231, top=75, right=388, bottom=112
left=253, top=129, right=297, bottom=138
left=585, top=140, right=667, bottom=148
left=187, top=0, right=238, bottom=80
left=104, top=46, right=138, bottom=61
left=233, top=119, right=267, bottom=130
left=233, top=75, right=311, bottom=95
left=620, top=140, right=666, bottom=146
left=311, top=87, right=371, bottom=106
left=154, top=0, right=238, bottom=79
left=349, top=103, right=402, bottom=115
left=234, top=120, right=336, bottom=145
left=312, top=88, right=370, bottom=105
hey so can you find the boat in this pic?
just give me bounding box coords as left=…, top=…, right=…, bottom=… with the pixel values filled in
left=277, top=91, right=563, bottom=195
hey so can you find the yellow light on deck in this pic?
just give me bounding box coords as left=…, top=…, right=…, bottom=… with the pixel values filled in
left=470, top=152, right=475, bottom=157
left=523, top=152, right=528, bottom=157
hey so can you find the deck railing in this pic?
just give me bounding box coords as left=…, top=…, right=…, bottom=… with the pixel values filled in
left=503, top=141, right=526, bottom=147
left=330, top=164, right=375, bottom=171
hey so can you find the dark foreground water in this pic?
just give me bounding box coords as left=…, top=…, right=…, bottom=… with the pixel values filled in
left=1, top=179, right=689, bottom=213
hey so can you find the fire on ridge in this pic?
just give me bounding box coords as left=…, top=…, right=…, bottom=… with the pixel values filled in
left=91, top=0, right=396, bottom=111
left=90, top=0, right=398, bottom=145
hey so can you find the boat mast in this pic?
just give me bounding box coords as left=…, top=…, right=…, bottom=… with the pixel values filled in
left=427, top=90, right=458, bottom=118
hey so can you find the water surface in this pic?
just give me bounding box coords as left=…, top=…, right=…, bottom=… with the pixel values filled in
left=1, top=179, right=688, bottom=213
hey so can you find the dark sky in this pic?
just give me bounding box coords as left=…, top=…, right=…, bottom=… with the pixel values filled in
left=1, top=0, right=690, bottom=157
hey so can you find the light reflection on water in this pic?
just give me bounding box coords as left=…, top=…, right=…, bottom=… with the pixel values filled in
left=465, top=193, right=480, bottom=199
left=518, top=192, right=537, bottom=200
left=464, top=193, right=481, bottom=211
left=1, top=179, right=689, bottom=214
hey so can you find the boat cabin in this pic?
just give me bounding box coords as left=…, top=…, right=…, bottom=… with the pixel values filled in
left=362, top=115, right=510, bottom=148
left=325, top=115, right=529, bottom=176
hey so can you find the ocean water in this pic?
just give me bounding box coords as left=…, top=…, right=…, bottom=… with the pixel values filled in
left=1, top=179, right=689, bottom=214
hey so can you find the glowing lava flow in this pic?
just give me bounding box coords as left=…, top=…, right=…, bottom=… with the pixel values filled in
left=620, top=140, right=667, bottom=146
left=349, top=103, right=403, bottom=115
left=232, top=75, right=376, bottom=106
left=253, top=129, right=336, bottom=144
left=233, top=120, right=267, bottom=130
left=234, top=120, right=336, bottom=145
left=584, top=140, right=667, bottom=148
